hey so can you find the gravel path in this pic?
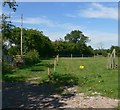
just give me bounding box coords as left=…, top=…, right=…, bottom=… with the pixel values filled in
left=3, top=82, right=118, bottom=109
left=58, top=93, right=118, bottom=108
left=55, top=86, right=118, bottom=108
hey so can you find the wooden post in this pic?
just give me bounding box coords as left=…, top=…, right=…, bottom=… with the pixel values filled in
left=71, top=54, right=72, bottom=59
left=54, top=58, right=57, bottom=72
left=107, top=49, right=116, bottom=69
left=112, top=49, right=116, bottom=69
left=58, top=54, right=59, bottom=60
left=107, top=53, right=111, bottom=69
left=56, top=55, right=58, bottom=62
left=110, top=49, right=116, bottom=69
left=111, top=54, right=113, bottom=69
left=94, top=54, right=95, bottom=58
left=21, top=14, right=23, bottom=56
left=82, top=54, right=83, bottom=58
left=48, top=62, right=50, bottom=80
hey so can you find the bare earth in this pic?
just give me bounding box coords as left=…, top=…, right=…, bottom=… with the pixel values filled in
left=57, top=93, right=118, bottom=108
left=54, top=86, right=118, bottom=108
left=3, top=82, right=118, bottom=109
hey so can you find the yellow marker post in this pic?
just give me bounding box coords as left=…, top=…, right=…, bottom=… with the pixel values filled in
left=80, top=65, right=84, bottom=69
left=80, top=65, right=84, bottom=74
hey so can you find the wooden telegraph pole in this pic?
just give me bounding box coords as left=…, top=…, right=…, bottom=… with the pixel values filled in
left=21, top=14, right=23, bottom=56
left=14, top=14, right=24, bottom=67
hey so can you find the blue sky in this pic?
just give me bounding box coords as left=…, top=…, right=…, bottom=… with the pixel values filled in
left=3, top=2, right=118, bottom=49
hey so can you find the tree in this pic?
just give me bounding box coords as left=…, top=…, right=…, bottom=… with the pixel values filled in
left=2, top=1, right=18, bottom=40
left=24, top=29, right=53, bottom=57
left=7, top=27, right=26, bottom=55
left=3, top=1, right=18, bottom=12
left=110, top=46, right=120, bottom=57
left=7, top=27, right=54, bottom=57
left=2, top=1, right=18, bottom=55
left=64, top=30, right=89, bottom=44
left=64, top=30, right=94, bottom=56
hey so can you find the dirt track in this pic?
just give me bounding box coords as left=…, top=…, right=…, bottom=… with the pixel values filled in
left=2, top=82, right=118, bottom=109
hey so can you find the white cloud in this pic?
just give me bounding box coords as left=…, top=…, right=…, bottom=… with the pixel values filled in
left=43, top=31, right=66, bottom=41
left=13, top=17, right=56, bottom=27
left=86, top=30, right=118, bottom=49
left=80, top=3, right=118, bottom=20
left=59, top=23, right=82, bottom=31
left=13, top=16, right=83, bottom=31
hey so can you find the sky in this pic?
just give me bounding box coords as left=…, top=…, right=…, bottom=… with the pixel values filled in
left=3, top=2, right=118, bottom=49
left=15, top=0, right=119, bottom=2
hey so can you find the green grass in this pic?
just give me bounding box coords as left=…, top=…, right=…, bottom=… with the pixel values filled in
left=57, top=57, right=118, bottom=99
left=3, top=57, right=118, bottom=99
left=3, top=59, right=54, bottom=82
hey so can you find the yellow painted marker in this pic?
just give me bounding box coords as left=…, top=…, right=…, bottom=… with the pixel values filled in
left=80, top=65, right=84, bottom=69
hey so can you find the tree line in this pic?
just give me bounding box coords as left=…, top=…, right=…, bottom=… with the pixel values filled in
left=3, top=27, right=94, bottom=57
left=2, top=26, right=120, bottom=58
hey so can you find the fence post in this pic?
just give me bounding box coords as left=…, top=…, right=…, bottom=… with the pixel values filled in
left=82, top=54, right=83, bottom=58
left=107, top=49, right=116, bottom=69
left=48, top=62, right=50, bottom=80
left=94, top=54, right=95, bottom=58
left=56, top=55, right=59, bottom=62
left=107, top=53, right=111, bottom=69
left=71, top=54, right=72, bottom=59
left=54, top=58, right=57, bottom=72
left=113, top=49, right=116, bottom=69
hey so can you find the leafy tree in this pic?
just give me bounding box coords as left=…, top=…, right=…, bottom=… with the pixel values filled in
left=7, top=27, right=54, bottom=57
left=2, top=1, right=18, bottom=40
left=24, top=29, right=53, bottom=57
left=2, top=1, right=18, bottom=55
left=64, top=30, right=89, bottom=44
left=110, top=45, right=120, bottom=56
left=3, top=1, right=18, bottom=12
left=63, top=30, right=93, bottom=57
left=6, top=27, right=27, bottom=55
left=53, top=39, right=94, bottom=57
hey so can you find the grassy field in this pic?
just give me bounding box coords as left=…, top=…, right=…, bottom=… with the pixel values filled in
left=3, top=56, right=118, bottom=99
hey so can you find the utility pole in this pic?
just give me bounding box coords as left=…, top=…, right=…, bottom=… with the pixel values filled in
left=21, top=14, right=23, bottom=56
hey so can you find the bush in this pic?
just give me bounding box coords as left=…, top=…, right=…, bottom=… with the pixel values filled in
left=2, top=61, right=15, bottom=74
left=50, top=72, right=79, bottom=86
left=25, top=50, right=40, bottom=66
left=102, top=51, right=108, bottom=57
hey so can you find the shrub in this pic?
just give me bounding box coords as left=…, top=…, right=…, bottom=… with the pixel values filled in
left=2, top=61, right=15, bottom=74
left=102, top=51, right=108, bottom=57
left=50, top=72, right=79, bottom=86
left=25, top=50, right=40, bottom=66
